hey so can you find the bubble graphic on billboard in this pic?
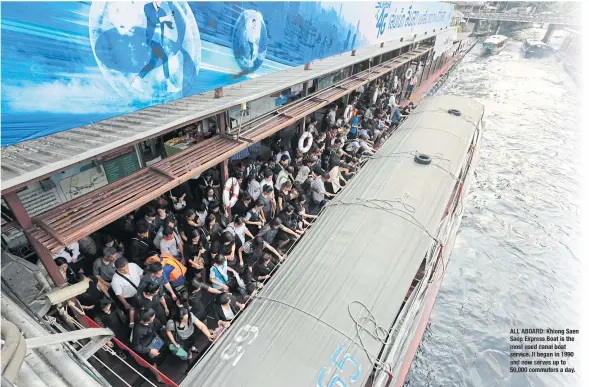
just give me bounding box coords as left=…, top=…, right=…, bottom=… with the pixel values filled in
left=232, top=10, right=268, bottom=73
left=88, top=1, right=202, bottom=103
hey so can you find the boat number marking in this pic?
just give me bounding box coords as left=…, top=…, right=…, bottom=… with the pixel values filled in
left=220, top=325, right=259, bottom=366
left=317, top=344, right=362, bottom=386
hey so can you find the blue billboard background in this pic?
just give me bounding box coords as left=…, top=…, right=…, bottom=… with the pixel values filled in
left=1, top=1, right=452, bottom=146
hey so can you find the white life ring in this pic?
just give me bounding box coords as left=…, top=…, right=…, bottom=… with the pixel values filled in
left=298, top=132, right=313, bottom=153
left=223, top=177, right=240, bottom=209
left=405, top=68, right=414, bottom=80
left=343, top=105, right=353, bottom=121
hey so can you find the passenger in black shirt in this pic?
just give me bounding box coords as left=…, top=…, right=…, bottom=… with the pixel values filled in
left=275, top=206, right=302, bottom=250
left=132, top=308, right=166, bottom=382
left=76, top=274, right=109, bottom=317
left=208, top=201, right=228, bottom=229
left=220, top=231, right=243, bottom=269
left=186, top=279, right=223, bottom=322
left=94, top=297, right=131, bottom=345
left=183, top=228, right=207, bottom=283
left=128, top=222, right=152, bottom=267
left=154, top=206, right=168, bottom=231
left=202, top=213, right=222, bottom=244
left=231, top=192, right=252, bottom=219
left=211, top=293, right=242, bottom=324
left=277, top=180, right=292, bottom=212
left=135, top=282, right=169, bottom=326
left=55, top=256, right=77, bottom=285
left=252, top=253, right=276, bottom=282
left=180, top=209, right=199, bottom=242
left=141, top=207, right=159, bottom=242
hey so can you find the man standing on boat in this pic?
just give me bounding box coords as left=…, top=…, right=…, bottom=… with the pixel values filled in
left=246, top=17, right=261, bottom=65
left=131, top=1, right=181, bottom=93
left=310, top=172, right=335, bottom=213
left=404, top=75, right=417, bottom=100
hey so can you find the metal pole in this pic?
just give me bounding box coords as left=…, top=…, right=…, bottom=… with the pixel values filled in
left=417, top=53, right=427, bottom=87
left=218, top=113, right=230, bottom=218
left=300, top=81, right=310, bottom=133
left=426, top=53, right=435, bottom=80
left=134, top=143, right=146, bottom=168
left=3, top=192, right=65, bottom=287
left=1, top=294, right=104, bottom=387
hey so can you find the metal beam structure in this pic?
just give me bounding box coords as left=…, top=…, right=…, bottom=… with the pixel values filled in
left=461, top=11, right=579, bottom=25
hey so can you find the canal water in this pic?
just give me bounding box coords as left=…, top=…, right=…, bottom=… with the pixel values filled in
left=405, top=31, right=581, bottom=387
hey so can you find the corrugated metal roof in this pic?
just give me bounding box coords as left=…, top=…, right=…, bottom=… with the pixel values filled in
left=181, top=95, right=484, bottom=387
left=0, top=32, right=444, bottom=193
left=484, top=35, right=508, bottom=44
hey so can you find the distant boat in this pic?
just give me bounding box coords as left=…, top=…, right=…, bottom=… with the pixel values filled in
left=483, top=35, right=508, bottom=55
left=522, top=39, right=554, bottom=58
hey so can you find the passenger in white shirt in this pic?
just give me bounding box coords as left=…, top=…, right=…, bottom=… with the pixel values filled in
left=295, top=158, right=315, bottom=184
left=248, top=175, right=262, bottom=201
left=195, top=203, right=208, bottom=226
left=224, top=217, right=254, bottom=246
left=52, top=242, right=81, bottom=263
left=111, top=258, right=143, bottom=324
left=160, top=226, right=183, bottom=260
left=274, top=166, right=293, bottom=191
left=274, top=146, right=291, bottom=164
left=260, top=169, right=274, bottom=197
left=388, top=94, right=398, bottom=109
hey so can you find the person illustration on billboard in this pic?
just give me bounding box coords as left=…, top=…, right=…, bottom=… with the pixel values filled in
left=131, top=1, right=180, bottom=93
left=245, top=17, right=260, bottom=64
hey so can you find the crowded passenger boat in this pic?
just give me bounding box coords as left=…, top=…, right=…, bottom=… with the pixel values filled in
left=57, top=77, right=431, bottom=384
left=182, top=95, right=484, bottom=387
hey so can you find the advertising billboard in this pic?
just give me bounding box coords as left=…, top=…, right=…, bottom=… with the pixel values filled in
left=1, top=1, right=453, bottom=146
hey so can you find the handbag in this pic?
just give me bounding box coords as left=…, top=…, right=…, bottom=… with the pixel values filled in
left=171, top=191, right=186, bottom=211
left=148, top=335, right=165, bottom=352
left=173, top=200, right=187, bottom=211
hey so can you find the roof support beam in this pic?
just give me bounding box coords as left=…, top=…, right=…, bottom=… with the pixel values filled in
left=32, top=218, right=67, bottom=245
left=149, top=165, right=177, bottom=180
left=2, top=192, right=65, bottom=287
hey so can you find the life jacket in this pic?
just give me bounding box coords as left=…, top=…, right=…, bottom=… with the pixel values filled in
left=159, top=254, right=187, bottom=287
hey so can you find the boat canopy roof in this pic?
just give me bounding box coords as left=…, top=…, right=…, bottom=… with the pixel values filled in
left=485, top=35, right=508, bottom=44
left=524, top=39, right=548, bottom=47
left=181, top=96, right=484, bottom=387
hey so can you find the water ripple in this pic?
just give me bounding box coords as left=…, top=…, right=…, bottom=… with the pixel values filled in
left=405, top=36, right=580, bottom=387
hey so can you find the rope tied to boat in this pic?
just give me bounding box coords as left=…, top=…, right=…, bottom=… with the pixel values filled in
left=325, top=197, right=441, bottom=244
left=347, top=300, right=395, bottom=383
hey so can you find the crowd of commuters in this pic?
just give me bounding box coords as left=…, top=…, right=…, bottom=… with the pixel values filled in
left=52, top=76, right=417, bottom=384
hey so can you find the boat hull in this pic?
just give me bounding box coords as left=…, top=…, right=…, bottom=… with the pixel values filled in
left=391, top=121, right=483, bottom=387
left=483, top=44, right=504, bottom=55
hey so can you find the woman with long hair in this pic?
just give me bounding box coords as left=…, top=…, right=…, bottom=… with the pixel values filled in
left=183, top=228, right=207, bottom=283
left=165, top=307, right=214, bottom=361
left=202, top=213, right=221, bottom=243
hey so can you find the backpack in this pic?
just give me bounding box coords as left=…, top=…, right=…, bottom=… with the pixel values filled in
left=160, top=254, right=187, bottom=287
